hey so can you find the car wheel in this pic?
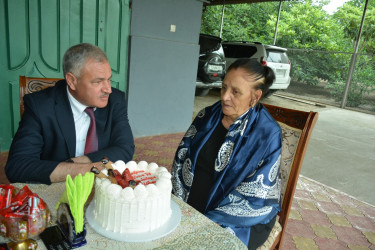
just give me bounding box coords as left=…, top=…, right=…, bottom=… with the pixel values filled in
left=195, top=88, right=210, bottom=96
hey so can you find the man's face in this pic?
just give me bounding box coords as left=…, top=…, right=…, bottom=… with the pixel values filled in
left=67, top=59, right=112, bottom=108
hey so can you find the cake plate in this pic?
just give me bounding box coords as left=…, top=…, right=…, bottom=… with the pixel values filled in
left=85, top=200, right=181, bottom=242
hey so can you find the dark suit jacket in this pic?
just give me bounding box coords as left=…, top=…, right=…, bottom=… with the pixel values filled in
left=5, top=80, right=134, bottom=184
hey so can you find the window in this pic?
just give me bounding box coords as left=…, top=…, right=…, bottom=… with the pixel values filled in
left=267, top=50, right=289, bottom=63
left=223, top=45, right=257, bottom=58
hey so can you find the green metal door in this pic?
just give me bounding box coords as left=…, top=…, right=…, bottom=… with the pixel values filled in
left=0, top=0, right=131, bottom=152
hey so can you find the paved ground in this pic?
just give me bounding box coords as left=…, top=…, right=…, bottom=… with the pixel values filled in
left=132, top=132, right=375, bottom=249
left=193, top=89, right=375, bottom=206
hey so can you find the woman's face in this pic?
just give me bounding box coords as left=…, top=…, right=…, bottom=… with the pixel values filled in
left=221, top=68, right=262, bottom=122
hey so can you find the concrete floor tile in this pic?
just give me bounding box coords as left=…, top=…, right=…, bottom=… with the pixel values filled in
left=363, top=232, right=375, bottom=245
left=342, top=205, right=364, bottom=217
left=286, top=219, right=316, bottom=238
left=289, top=209, right=303, bottom=220
left=346, top=215, right=375, bottom=232
left=292, top=203, right=301, bottom=212
left=311, top=192, right=332, bottom=202
left=158, top=158, right=174, bottom=166
left=151, top=140, right=164, bottom=146
left=135, top=143, right=145, bottom=149
left=294, top=189, right=314, bottom=200
left=348, top=245, right=371, bottom=250
left=293, top=236, right=318, bottom=250
left=281, top=233, right=297, bottom=250
left=331, top=193, right=357, bottom=207
left=324, top=187, right=344, bottom=198
left=359, top=205, right=375, bottom=220
left=300, top=209, right=331, bottom=226
left=303, top=183, right=329, bottom=194
left=314, top=237, right=348, bottom=250
left=296, top=180, right=304, bottom=190
left=311, top=224, right=337, bottom=239
left=332, top=225, right=370, bottom=246
left=298, top=176, right=318, bottom=187
left=316, top=200, right=345, bottom=215
left=327, top=214, right=352, bottom=227
left=162, top=147, right=178, bottom=153
left=144, top=150, right=158, bottom=156
left=298, top=200, right=318, bottom=211
left=353, top=199, right=371, bottom=207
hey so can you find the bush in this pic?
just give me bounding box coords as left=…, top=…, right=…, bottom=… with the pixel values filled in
left=326, top=81, right=367, bottom=107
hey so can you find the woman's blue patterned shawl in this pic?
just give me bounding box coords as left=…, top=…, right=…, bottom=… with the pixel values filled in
left=171, top=101, right=282, bottom=246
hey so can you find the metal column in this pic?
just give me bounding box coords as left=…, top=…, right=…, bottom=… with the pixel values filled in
left=219, top=2, right=225, bottom=38
left=341, top=0, right=369, bottom=108
left=273, top=1, right=282, bottom=46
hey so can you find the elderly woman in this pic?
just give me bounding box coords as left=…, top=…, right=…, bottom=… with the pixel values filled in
left=171, top=58, right=282, bottom=249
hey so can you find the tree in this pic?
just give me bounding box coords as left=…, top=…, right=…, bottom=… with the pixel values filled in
left=266, top=0, right=350, bottom=84
left=330, top=0, right=375, bottom=107
left=200, top=0, right=375, bottom=107
left=201, top=2, right=279, bottom=43
left=334, top=0, right=375, bottom=54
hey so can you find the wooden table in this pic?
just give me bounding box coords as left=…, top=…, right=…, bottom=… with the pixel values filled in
left=1, top=182, right=246, bottom=249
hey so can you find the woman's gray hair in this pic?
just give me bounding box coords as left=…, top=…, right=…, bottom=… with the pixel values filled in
left=62, top=43, right=108, bottom=78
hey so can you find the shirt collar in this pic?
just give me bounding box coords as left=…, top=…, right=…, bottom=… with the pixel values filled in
left=66, top=86, right=94, bottom=119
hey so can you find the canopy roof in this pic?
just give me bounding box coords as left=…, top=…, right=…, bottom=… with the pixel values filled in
left=203, top=0, right=286, bottom=6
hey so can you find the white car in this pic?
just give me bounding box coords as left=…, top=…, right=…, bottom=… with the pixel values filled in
left=222, top=41, right=291, bottom=96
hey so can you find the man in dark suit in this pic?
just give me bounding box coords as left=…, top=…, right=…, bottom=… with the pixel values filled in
left=5, top=43, right=134, bottom=184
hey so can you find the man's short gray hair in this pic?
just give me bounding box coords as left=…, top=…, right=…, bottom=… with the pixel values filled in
left=62, top=43, right=108, bottom=78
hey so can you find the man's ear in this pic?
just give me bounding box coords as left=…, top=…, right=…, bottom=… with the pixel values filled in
left=65, top=72, right=77, bottom=90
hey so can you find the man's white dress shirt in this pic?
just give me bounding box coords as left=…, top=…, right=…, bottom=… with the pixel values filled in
left=66, top=86, right=93, bottom=157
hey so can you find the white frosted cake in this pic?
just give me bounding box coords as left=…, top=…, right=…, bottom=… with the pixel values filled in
left=93, top=160, right=172, bottom=234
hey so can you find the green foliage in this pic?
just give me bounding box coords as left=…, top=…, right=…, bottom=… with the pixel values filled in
left=334, top=0, right=375, bottom=54
left=201, top=5, right=224, bottom=37
left=200, top=0, right=375, bottom=108
left=266, top=1, right=351, bottom=85
left=326, top=82, right=362, bottom=107
left=326, top=55, right=375, bottom=107
left=287, top=49, right=350, bottom=85
left=268, top=0, right=353, bottom=52
left=201, top=3, right=280, bottom=44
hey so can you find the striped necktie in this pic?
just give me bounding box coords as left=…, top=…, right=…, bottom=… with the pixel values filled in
left=84, top=107, right=98, bottom=154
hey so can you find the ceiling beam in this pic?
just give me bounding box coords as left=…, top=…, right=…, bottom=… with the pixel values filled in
left=204, top=0, right=286, bottom=6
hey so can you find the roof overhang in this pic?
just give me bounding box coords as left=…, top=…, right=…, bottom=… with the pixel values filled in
left=203, top=0, right=287, bottom=6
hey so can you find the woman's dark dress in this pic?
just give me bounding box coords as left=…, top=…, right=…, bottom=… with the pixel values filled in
left=187, top=121, right=276, bottom=249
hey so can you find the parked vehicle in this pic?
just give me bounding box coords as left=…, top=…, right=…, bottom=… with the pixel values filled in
left=196, top=34, right=226, bottom=96
left=222, top=41, right=291, bottom=97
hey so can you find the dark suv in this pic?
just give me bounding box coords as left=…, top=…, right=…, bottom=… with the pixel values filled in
left=196, top=34, right=226, bottom=96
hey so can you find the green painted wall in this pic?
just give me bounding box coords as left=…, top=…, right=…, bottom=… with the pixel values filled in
left=0, top=0, right=131, bottom=152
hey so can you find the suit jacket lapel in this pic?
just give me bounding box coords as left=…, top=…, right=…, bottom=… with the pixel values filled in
left=55, top=81, right=76, bottom=157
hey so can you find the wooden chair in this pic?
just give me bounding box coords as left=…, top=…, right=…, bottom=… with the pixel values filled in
left=19, top=76, right=62, bottom=117
left=259, top=103, right=318, bottom=250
